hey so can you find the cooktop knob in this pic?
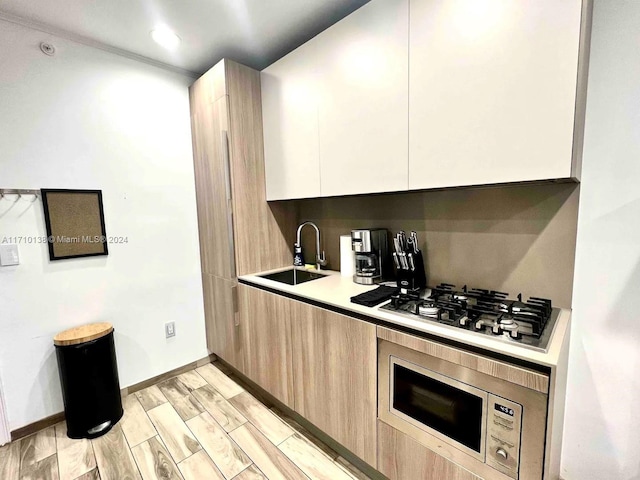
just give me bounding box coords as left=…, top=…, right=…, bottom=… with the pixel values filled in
left=496, top=448, right=509, bottom=461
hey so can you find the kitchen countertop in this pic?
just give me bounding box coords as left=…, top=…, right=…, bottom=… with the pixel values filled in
left=239, top=267, right=571, bottom=369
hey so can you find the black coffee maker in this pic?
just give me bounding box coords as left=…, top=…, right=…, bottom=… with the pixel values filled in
left=351, top=229, right=389, bottom=285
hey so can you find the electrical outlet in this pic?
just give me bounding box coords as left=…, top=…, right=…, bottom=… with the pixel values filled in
left=165, top=322, right=175, bottom=338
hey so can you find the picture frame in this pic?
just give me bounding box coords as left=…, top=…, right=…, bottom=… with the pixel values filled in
left=41, top=189, right=109, bottom=261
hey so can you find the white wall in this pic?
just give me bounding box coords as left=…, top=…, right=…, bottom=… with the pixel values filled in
left=0, top=20, right=207, bottom=431
left=562, top=1, right=640, bottom=479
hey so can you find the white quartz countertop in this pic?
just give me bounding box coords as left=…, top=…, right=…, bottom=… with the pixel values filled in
left=239, top=267, right=570, bottom=369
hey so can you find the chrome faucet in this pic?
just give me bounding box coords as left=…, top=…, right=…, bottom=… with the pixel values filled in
left=295, top=221, right=327, bottom=270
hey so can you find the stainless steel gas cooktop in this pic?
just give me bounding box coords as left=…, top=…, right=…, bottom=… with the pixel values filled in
left=380, top=283, right=559, bottom=352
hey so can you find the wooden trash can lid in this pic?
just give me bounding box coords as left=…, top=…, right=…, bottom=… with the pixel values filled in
left=54, top=322, right=113, bottom=347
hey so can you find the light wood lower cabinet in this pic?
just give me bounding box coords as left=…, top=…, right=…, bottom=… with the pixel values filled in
left=202, top=274, right=242, bottom=370
left=378, top=420, right=481, bottom=480
left=290, top=302, right=377, bottom=466
left=238, top=284, right=294, bottom=408
left=236, top=284, right=377, bottom=466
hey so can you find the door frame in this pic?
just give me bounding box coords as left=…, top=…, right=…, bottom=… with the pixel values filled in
left=0, top=374, right=10, bottom=445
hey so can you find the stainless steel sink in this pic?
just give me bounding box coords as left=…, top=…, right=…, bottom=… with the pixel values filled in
left=258, top=268, right=328, bottom=285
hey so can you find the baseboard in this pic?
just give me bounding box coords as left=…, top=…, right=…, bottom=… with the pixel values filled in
left=11, top=411, right=65, bottom=442
left=121, top=354, right=216, bottom=396
left=10, top=354, right=215, bottom=442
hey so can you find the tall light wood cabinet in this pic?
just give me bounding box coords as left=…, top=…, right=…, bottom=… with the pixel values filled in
left=408, top=0, right=591, bottom=190
left=316, top=0, right=409, bottom=197
left=290, top=301, right=377, bottom=466
left=190, top=59, right=295, bottom=370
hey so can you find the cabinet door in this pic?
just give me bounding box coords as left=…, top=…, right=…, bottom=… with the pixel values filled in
left=202, top=274, right=242, bottom=370
left=238, top=285, right=294, bottom=408
left=261, top=39, right=321, bottom=200
left=317, top=0, right=409, bottom=197
left=378, top=421, right=481, bottom=480
left=227, top=61, right=296, bottom=275
left=190, top=94, right=234, bottom=279
left=409, top=0, right=583, bottom=189
left=291, top=302, right=377, bottom=466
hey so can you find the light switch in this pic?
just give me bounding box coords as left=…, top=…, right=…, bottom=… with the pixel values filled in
left=0, top=244, right=19, bottom=266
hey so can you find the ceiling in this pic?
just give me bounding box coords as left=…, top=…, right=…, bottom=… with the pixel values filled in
left=0, top=0, right=369, bottom=76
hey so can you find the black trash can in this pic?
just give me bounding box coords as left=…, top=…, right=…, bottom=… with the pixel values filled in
left=54, top=322, right=123, bottom=439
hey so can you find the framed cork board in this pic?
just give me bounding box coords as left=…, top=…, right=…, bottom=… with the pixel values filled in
left=41, top=189, right=109, bottom=261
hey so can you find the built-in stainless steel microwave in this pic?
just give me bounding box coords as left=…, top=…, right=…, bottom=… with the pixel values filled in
left=379, top=339, right=549, bottom=480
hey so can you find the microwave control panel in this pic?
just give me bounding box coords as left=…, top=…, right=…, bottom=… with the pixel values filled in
left=486, top=394, right=523, bottom=479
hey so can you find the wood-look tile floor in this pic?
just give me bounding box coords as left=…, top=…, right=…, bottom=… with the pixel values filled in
left=0, top=362, right=371, bottom=480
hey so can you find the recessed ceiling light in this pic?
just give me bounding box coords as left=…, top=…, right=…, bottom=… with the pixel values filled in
left=151, top=26, right=181, bottom=50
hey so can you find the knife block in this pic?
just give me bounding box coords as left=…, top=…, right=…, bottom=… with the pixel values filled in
left=396, top=251, right=427, bottom=292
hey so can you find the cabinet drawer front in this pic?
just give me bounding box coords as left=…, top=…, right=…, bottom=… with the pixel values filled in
left=378, top=420, right=481, bottom=480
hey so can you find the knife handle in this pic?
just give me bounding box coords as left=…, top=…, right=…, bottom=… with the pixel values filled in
left=408, top=253, right=415, bottom=271
left=392, top=252, right=401, bottom=269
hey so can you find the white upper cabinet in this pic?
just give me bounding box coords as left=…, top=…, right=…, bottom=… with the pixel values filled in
left=317, top=0, right=409, bottom=197
left=261, top=38, right=320, bottom=200
left=408, top=0, right=587, bottom=190
left=262, top=0, right=589, bottom=199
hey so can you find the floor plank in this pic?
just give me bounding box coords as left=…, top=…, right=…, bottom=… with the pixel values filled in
left=191, top=385, right=247, bottom=432
left=73, top=470, right=100, bottom=480
left=131, top=436, right=183, bottom=480
left=171, top=395, right=205, bottom=422
left=19, top=426, right=56, bottom=472
left=157, top=378, right=191, bottom=404
left=185, top=412, right=251, bottom=480
left=234, top=464, right=267, bottom=480
left=157, top=379, right=205, bottom=421
left=229, top=424, right=308, bottom=480
left=147, top=403, right=201, bottom=464
left=196, top=364, right=243, bottom=399
left=279, top=433, right=355, bottom=480
left=19, top=453, right=59, bottom=480
left=55, top=422, right=97, bottom=480
left=91, top=424, right=141, bottom=480
left=229, top=392, right=294, bottom=445
left=121, top=395, right=157, bottom=447
left=176, top=371, right=208, bottom=391
left=269, top=408, right=338, bottom=460
left=135, top=386, right=168, bottom=411
left=177, top=450, right=224, bottom=480
left=0, top=441, right=21, bottom=480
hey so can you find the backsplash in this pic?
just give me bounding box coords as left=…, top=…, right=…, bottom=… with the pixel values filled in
left=296, top=182, right=579, bottom=308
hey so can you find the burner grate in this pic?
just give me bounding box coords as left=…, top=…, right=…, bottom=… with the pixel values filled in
left=380, top=282, right=559, bottom=352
